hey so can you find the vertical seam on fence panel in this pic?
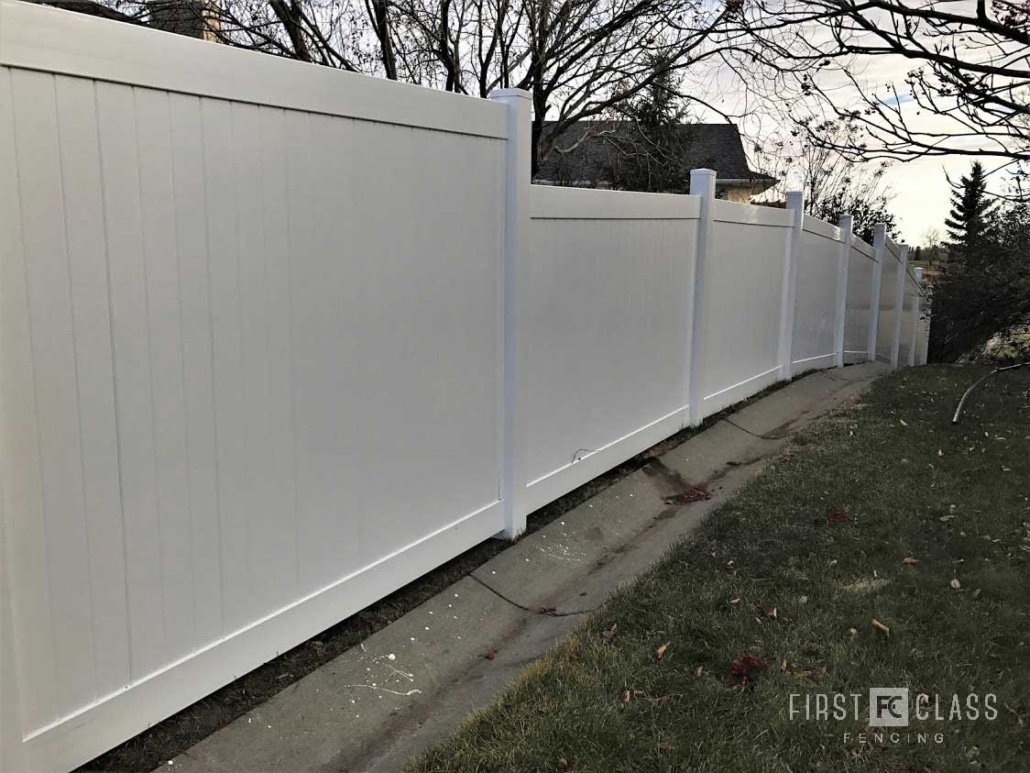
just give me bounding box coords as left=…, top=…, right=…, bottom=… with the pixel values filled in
left=890, top=244, right=909, bottom=368
left=909, top=267, right=922, bottom=367
left=687, top=169, right=715, bottom=427
left=489, top=89, right=529, bottom=539
left=834, top=215, right=852, bottom=368
left=0, top=45, right=32, bottom=771
left=1, top=489, right=29, bottom=772
left=779, top=192, right=803, bottom=380
left=867, top=224, right=885, bottom=361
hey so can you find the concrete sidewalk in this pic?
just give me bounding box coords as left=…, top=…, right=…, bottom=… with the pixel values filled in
left=166, top=363, right=889, bottom=773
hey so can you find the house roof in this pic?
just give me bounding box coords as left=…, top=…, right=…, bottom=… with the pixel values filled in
left=535, top=121, right=776, bottom=187
left=31, top=0, right=210, bottom=38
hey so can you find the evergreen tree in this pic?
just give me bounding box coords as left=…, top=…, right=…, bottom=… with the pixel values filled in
left=944, top=161, right=997, bottom=266
left=599, top=56, right=695, bottom=193
left=624, top=58, right=686, bottom=128
left=929, top=165, right=1028, bottom=362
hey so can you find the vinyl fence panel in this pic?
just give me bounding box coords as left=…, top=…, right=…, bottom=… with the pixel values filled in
left=521, top=187, right=699, bottom=515
left=876, top=238, right=902, bottom=363
left=844, top=237, right=876, bottom=363
left=791, top=216, right=843, bottom=374
left=1, top=4, right=508, bottom=769
left=700, top=200, right=793, bottom=416
left=897, top=270, right=917, bottom=367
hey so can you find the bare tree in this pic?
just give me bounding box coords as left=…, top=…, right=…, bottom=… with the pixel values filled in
left=52, top=0, right=810, bottom=173
left=743, top=0, right=1030, bottom=176
left=754, top=121, right=899, bottom=240
left=373, top=0, right=798, bottom=172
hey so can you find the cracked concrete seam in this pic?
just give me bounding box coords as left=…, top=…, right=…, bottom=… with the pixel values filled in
left=465, top=573, right=596, bottom=618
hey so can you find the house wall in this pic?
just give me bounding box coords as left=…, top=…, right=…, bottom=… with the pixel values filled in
left=719, top=184, right=764, bottom=203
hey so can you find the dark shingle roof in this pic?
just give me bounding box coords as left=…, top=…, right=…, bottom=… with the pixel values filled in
left=148, top=1, right=209, bottom=38
left=32, top=0, right=210, bottom=38
left=535, top=121, right=775, bottom=186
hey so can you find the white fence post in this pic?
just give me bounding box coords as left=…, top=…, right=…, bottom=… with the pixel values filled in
left=890, top=244, right=909, bottom=368
left=834, top=214, right=853, bottom=368
left=908, top=267, right=923, bottom=366
left=489, top=88, right=531, bottom=539
left=687, top=168, right=716, bottom=427
left=867, top=223, right=886, bottom=361
left=779, top=191, right=804, bottom=380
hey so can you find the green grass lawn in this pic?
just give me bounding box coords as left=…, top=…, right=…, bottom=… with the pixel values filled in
left=412, top=366, right=1030, bottom=772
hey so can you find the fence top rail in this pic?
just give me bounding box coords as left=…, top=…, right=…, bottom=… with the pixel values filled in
left=530, top=185, right=701, bottom=220
left=712, top=198, right=793, bottom=228
left=802, top=214, right=842, bottom=241
left=0, top=0, right=508, bottom=140
left=885, top=235, right=903, bottom=262
left=852, top=237, right=875, bottom=259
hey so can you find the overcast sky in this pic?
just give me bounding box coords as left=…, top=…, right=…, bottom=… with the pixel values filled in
left=684, top=7, right=1014, bottom=248
left=830, top=52, right=998, bottom=246
left=882, top=156, right=967, bottom=245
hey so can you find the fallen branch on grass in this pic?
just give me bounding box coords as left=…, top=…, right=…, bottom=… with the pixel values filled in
left=952, top=362, right=1030, bottom=424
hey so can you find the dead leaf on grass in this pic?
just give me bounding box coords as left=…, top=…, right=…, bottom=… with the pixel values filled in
left=902, top=557, right=920, bottom=565
left=656, top=642, right=670, bottom=660
left=872, top=618, right=890, bottom=636
left=827, top=507, right=852, bottom=525
left=843, top=577, right=888, bottom=594
left=951, top=578, right=962, bottom=590
left=730, top=654, right=769, bottom=687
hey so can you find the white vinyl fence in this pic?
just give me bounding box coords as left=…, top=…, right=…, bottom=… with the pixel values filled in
left=876, top=238, right=907, bottom=364
left=844, top=232, right=876, bottom=364
left=700, top=196, right=793, bottom=415
left=0, top=2, right=927, bottom=770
